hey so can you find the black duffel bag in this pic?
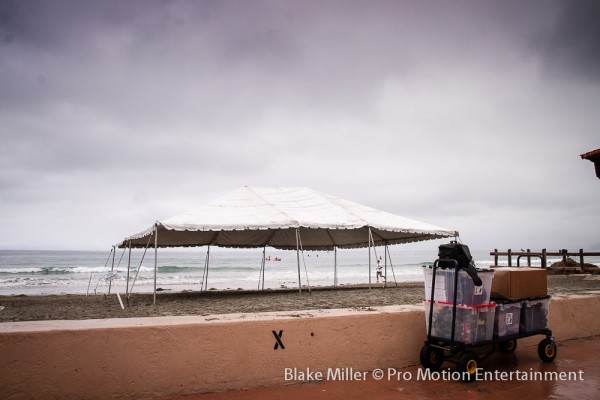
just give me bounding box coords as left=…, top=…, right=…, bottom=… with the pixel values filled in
left=437, top=241, right=482, bottom=286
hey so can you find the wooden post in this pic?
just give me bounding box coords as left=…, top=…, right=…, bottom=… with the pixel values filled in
left=508, top=249, right=512, bottom=267
left=562, top=249, right=568, bottom=267
left=580, top=249, right=585, bottom=273
left=527, top=249, right=531, bottom=266
left=494, top=249, right=498, bottom=266
left=542, top=248, right=547, bottom=269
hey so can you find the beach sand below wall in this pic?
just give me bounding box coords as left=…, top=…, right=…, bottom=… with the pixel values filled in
left=1, top=275, right=600, bottom=322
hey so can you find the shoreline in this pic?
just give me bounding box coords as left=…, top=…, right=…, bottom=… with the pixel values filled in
left=1, top=275, right=600, bottom=323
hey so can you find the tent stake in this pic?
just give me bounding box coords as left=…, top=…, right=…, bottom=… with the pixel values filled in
left=296, top=228, right=302, bottom=294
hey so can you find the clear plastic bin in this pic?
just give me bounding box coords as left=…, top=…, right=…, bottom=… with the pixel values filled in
left=493, top=301, right=522, bottom=337
left=424, top=301, right=496, bottom=344
left=423, top=267, right=494, bottom=306
left=520, top=297, right=550, bottom=333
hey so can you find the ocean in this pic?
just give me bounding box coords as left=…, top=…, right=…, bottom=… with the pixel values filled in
left=0, top=247, right=597, bottom=296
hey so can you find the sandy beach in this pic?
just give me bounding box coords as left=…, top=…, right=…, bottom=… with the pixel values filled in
left=1, top=274, right=599, bottom=323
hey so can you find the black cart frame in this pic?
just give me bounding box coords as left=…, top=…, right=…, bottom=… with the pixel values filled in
left=420, top=258, right=557, bottom=381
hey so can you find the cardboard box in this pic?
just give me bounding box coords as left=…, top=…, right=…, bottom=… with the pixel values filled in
left=490, top=267, right=547, bottom=300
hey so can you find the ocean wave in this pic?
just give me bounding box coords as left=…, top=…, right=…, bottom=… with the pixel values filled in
left=0, top=266, right=109, bottom=275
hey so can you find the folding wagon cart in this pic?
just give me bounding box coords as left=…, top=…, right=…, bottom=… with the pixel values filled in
left=419, top=242, right=557, bottom=381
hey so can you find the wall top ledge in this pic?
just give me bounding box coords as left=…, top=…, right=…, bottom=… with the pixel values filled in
left=0, top=303, right=424, bottom=334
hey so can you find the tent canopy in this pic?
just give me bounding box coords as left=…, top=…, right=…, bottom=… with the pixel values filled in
left=119, top=186, right=457, bottom=250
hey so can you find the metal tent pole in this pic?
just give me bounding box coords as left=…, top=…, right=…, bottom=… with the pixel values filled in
left=384, top=243, right=388, bottom=289
left=258, top=246, right=266, bottom=290
left=109, top=245, right=115, bottom=294
left=205, top=245, right=211, bottom=291
left=368, top=228, right=372, bottom=289
left=261, top=246, right=266, bottom=291
left=296, top=228, right=302, bottom=294
left=387, top=244, right=398, bottom=287
left=334, top=247, right=337, bottom=288
left=126, top=241, right=131, bottom=300
left=200, top=246, right=208, bottom=291
left=153, top=223, right=158, bottom=305
left=297, top=231, right=311, bottom=294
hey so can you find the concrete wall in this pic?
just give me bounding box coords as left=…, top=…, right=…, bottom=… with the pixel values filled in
left=1, top=295, right=599, bottom=400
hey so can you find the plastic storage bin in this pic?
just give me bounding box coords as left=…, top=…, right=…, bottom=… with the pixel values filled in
left=520, top=296, right=550, bottom=333
left=424, top=301, right=496, bottom=344
left=493, top=301, right=522, bottom=337
left=423, top=267, right=494, bottom=306
left=423, top=268, right=453, bottom=302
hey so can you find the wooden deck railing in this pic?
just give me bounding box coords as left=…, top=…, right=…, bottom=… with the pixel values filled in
left=490, top=249, right=600, bottom=270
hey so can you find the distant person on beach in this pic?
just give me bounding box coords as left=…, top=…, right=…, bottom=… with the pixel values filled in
left=376, top=257, right=385, bottom=283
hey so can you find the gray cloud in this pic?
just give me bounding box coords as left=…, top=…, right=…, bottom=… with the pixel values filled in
left=535, top=0, right=600, bottom=81
left=1, top=0, right=599, bottom=250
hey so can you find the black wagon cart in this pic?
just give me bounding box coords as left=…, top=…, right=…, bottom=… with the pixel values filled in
left=419, top=242, right=557, bottom=381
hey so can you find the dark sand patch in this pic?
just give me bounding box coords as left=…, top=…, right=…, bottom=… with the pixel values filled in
left=1, top=275, right=599, bottom=322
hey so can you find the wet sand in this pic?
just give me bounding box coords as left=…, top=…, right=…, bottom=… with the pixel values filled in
left=1, top=275, right=599, bottom=322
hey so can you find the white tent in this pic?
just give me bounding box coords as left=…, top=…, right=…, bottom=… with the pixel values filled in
left=120, top=186, right=456, bottom=249
left=117, top=187, right=457, bottom=302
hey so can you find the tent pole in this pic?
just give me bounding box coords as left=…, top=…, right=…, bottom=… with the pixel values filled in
left=368, top=228, right=372, bottom=289
left=334, top=247, right=337, bottom=288
left=262, top=246, right=267, bottom=290
left=200, top=246, right=208, bottom=291
left=126, top=241, right=131, bottom=302
left=153, top=224, right=158, bottom=305
left=298, top=231, right=311, bottom=294
left=384, top=243, right=388, bottom=289
left=387, top=244, right=398, bottom=287
left=205, top=245, right=211, bottom=291
left=258, top=246, right=266, bottom=290
left=296, top=228, right=302, bottom=294
left=109, top=245, right=115, bottom=294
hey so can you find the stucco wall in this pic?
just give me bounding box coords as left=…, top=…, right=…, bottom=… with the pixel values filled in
left=1, top=295, right=599, bottom=400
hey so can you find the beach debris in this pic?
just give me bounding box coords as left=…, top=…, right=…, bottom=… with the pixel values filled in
left=116, top=292, right=125, bottom=310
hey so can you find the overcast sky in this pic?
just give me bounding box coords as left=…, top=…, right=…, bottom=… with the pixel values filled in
left=1, top=0, right=599, bottom=252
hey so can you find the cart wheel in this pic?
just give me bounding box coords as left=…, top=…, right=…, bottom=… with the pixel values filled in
left=420, top=345, right=444, bottom=371
left=456, top=351, right=480, bottom=382
left=499, top=339, right=517, bottom=354
left=538, top=338, right=557, bottom=363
